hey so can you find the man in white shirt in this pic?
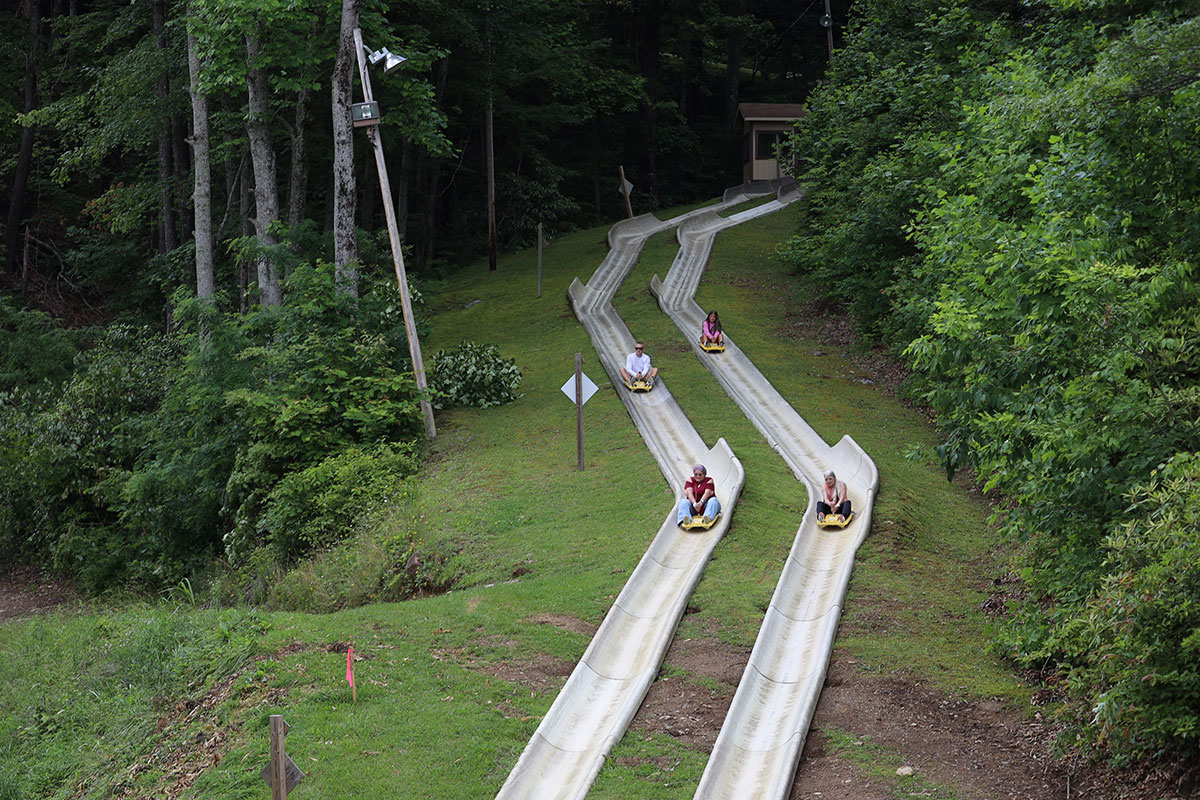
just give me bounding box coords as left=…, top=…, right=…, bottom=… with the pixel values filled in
left=619, top=342, right=658, bottom=386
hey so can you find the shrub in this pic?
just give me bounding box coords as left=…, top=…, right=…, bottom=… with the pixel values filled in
left=430, top=341, right=521, bottom=409
left=258, top=444, right=418, bottom=561
left=1049, top=453, right=1200, bottom=764
left=2, top=263, right=427, bottom=591
left=0, top=296, right=89, bottom=392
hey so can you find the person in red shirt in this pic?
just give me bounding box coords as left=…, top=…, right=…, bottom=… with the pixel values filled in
left=677, top=464, right=720, bottom=526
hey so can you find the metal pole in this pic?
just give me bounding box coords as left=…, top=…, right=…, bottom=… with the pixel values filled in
left=536, top=222, right=543, bottom=297
left=575, top=352, right=584, bottom=471
left=353, top=28, right=436, bottom=439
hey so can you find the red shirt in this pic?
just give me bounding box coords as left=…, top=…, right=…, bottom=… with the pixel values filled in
left=685, top=476, right=715, bottom=501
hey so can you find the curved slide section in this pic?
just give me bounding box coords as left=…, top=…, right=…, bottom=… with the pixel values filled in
left=496, top=184, right=786, bottom=799
left=649, top=187, right=881, bottom=799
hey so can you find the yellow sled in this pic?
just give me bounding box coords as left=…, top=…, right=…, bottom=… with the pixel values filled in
left=816, top=512, right=854, bottom=529
left=699, top=338, right=725, bottom=353
left=680, top=514, right=719, bottom=531
left=624, top=377, right=653, bottom=392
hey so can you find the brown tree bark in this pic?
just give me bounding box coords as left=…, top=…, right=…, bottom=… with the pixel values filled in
left=286, top=87, right=313, bottom=229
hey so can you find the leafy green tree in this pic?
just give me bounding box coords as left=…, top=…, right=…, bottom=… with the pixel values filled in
left=781, top=0, right=1200, bottom=765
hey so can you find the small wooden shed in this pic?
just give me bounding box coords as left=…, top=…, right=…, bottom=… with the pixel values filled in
left=736, top=103, right=807, bottom=182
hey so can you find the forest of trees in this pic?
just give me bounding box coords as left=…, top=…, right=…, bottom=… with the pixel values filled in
left=2, top=0, right=841, bottom=316
left=3, top=0, right=1199, bottom=777
left=0, top=0, right=842, bottom=589
left=783, top=0, right=1200, bottom=770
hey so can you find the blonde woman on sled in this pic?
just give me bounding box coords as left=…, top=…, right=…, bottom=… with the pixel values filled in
left=816, top=469, right=853, bottom=528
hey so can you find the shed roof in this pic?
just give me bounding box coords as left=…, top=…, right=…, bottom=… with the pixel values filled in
left=736, top=103, right=807, bottom=123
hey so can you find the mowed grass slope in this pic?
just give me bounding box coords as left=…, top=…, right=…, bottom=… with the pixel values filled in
left=0, top=201, right=1022, bottom=800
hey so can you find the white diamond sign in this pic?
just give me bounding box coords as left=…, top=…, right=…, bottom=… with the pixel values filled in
left=561, top=372, right=599, bottom=405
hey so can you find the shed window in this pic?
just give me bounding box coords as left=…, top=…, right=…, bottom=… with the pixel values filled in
left=755, top=131, right=784, bottom=160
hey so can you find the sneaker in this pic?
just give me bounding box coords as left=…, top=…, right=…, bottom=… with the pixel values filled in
left=836, top=514, right=846, bottom=523
left=701, top=516, right=712, bottom=526
left=682, top=516, right=692, bottom=527
left=817, top=513, right=826, bottom=522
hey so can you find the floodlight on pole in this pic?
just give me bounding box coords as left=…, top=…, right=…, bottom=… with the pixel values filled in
left=352, top=28, right=436, bottom=439
left=367, top=46, right=407, bottom=75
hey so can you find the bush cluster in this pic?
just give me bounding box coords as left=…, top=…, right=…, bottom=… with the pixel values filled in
left=783, top=0, right=1200, bottom=765
left=430, top=341, right=522, bottom=409
left=0, top=264, right=424, bottom=589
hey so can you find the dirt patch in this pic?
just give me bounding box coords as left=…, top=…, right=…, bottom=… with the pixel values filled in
left=793, top=652, right=1197, bottom=800
left=445, top=629, right=577, bottom=695
left=464, top=617, right=1190, bottom=799
left=628, top=636, right=749, bottom=749
left=524, top=612, right=598, bottom=638
left=778, top=296, right=910, bottom=397
left=0, top=565, right=82, bottom=622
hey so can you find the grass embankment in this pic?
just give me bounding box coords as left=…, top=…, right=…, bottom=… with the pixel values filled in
left=0, top=203, right=1021, bottom=799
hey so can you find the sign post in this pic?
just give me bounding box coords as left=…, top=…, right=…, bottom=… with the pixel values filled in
left=261, top=716, right=304, bottom=799
left=618, top=166, right=634, bottom=219
left=560, top=357, right=598, bottom=471
left=537, top=222, right=543, bottom=297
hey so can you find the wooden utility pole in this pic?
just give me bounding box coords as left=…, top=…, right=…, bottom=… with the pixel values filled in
left=353, top=28, right=436, bottom=439
left=619, top=165, right=633, bottom=219
left=536, top=222, right=543, bottom=297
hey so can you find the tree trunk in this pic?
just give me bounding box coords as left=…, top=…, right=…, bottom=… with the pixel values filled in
left=239, top=156, right=252, bottom=311
left=187, top=10, right=214, bottom=299
left=360, top=153, right=375, bottom=230
left=173, top=113, right=194, bottom=241
left=286, top=87, right=313, bottom=229
left=6, top=3, right=41, bottom=276
left=724, top=0, right=745, bottom=127
left=330, top=0, right=360, bottom=296
left=419, top=164, right=439, bottom=272
left=396, top=140, right=411, bottom=239
left=636, top=0, right=662, bottom=203
left=154, top=0, right=178, bottom=253
left=415, top=56, right=448, bottom=272
left=245, top=33, right=282, bottom=307
left=486, top=96, right=497, bottom=270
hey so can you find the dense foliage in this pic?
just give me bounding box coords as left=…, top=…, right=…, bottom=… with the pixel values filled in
left=0, top=265, right=424, bottom=588
left=783, top=0, right=1200, bottom=764
left=430, top=340, right=522, bottom=409
left=2, top=0, right=845, bottom=318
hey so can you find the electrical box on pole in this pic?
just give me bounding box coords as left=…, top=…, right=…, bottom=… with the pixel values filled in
left=351, top=101, right=380, bottom=127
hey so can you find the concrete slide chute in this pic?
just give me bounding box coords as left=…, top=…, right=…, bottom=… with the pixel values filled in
left=496, top=185, right=786, bottom=799
left=649, top=182, right=880, bottom=799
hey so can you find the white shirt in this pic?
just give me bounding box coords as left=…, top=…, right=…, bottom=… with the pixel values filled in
left=625, top=351, right=652, bottom=376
